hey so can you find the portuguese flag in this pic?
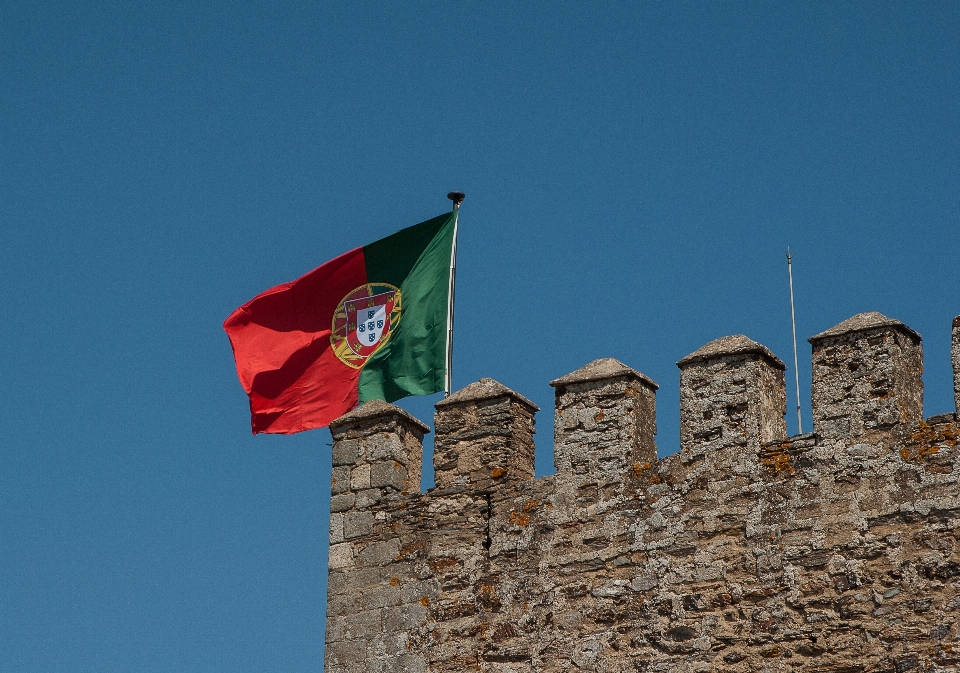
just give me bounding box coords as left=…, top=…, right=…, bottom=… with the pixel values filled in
left=224, top=210, right=458, bottom=434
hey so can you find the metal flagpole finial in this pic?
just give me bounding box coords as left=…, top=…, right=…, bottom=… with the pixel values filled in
left=447, top=192, right=465, bottom=209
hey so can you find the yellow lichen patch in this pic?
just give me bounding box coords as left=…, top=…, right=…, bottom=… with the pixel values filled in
left=649, top=474, right=662, bottom=485
left=419, top=596, right=430, bottom=606
left=632, top=461, right=652, bottom=478
left=390, top=576, right=400, bottom=586
left=901, top=421, right=948, bottom=462
left=901, top=444, right=940, bottom=462
left=594, top=410, right=605, bottom=423
left=491, top=467, right=507, bottom=478
left=510, top=510, right=531, bottom=526
left=910, top=420, right=959, bottom=449
left=522, top=499, right=539, bottom=512
left=761, top=448, right=795, bottom=475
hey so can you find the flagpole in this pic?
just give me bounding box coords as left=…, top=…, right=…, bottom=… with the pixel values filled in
left=786, top=248, right=803, bottom=434
left=445, top=192, right=464, bottom=397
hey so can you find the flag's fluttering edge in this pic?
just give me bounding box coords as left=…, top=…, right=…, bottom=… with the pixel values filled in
left=224, top=211, right=457, bottom=434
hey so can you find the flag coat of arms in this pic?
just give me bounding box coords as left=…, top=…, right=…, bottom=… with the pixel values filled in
left=224, top=210, right=457, bottom=434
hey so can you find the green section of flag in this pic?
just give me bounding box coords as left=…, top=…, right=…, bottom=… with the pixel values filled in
left=358, top=211, right=457, bottom=403
left=361, top=211, right=453, bottom=288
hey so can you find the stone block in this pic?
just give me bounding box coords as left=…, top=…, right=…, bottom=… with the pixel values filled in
left=358, top=538, right=400, bottom=566
left=328, top=400, right=427, bottom=496
left=809, top=312, right=922, bottom=444
left=350, top=463, right=371, bottom=490
left=330, top=512, right=344, bottom=544
left=354, top=488, right=382, bottom=509
left=344, top=566, right=382, bottom=591
left=383, top=603, right=429, bottom=632
left=370, top=460, right=407, bottom=491
left=331, top=466, right=351, bottom=495
left=332, top=439, right=359, bottom=467
left=382, top=630, right=409, bottom=657
left=365, top=432, right=407, bottom=463
left=343, top=608, right=382, bottom=640
left=343, top=511, right=374, bottom=540
left=359, top=584, right=401, bottom=611
left=330, top=492, right=356, bottom=513
left=399, top=578, right=440, bottom=604
left=433, top=378, right=537, bottom=491
left=328, top=542, right=353, bottom=570
left=551, top=358, right=658, bottom=478
left=324, top=639, right=366, bottom=667
left=327, top=569, right=349, bottom=595
left=677, top=334, right=786, bottom=457
left=325, top=614, right=345, bottom=642
left=326, top=589, right=361, bottom=618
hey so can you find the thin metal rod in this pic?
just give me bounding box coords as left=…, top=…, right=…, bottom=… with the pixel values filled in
left=786, top=248, right=803, bottom=434
left=444, top=206, right=460, bottom=397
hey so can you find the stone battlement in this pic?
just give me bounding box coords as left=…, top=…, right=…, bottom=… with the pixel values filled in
left=324, top=312, right=960, bottom=673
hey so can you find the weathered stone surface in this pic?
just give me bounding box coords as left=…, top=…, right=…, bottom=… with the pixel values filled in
left=330, top=398, right=430, bottom=433
left=342, top=511, right=373, bottom=540
left=677, top=335, right=787, bottom=465
left=435, top=377, right=539, bottom=411
left=551, top=357, right=659, bottom=389
left=433, top=378, right=537, bottom=490
left=810, top=311, right=921, bottom=342
left=329, top=400, right=426, bottom=497
left=810, top=311, right=923, bottom=446
left=324, top=314, right=960, bottom=673
left=677, top=333, right=786, bottom=369
left=551, top=358, right=659, bottom=479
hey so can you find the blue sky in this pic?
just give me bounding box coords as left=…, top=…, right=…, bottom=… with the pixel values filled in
left=2, top=2, right=958, bottom=671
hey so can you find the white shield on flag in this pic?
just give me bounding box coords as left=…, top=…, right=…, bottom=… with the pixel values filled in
left=354, top=304, right=387, bottom=349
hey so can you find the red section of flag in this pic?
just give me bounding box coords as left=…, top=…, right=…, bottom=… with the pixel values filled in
left=224, top=247, right=368, bottom=433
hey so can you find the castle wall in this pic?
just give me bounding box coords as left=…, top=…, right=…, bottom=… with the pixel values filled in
left=324, top=313, right=960, bottom=673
